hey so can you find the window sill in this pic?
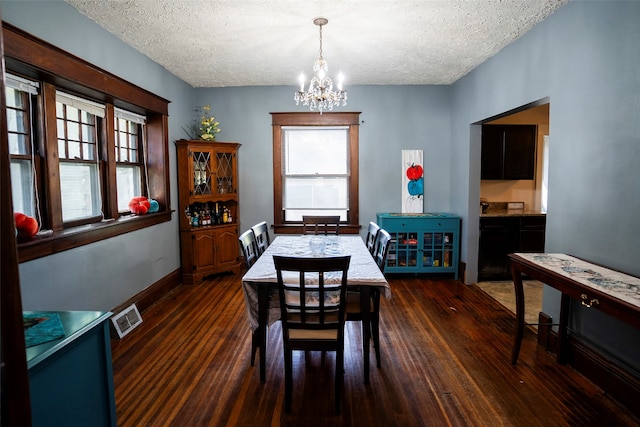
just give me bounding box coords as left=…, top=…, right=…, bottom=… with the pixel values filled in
left=16, top=211, right=173, bottom=263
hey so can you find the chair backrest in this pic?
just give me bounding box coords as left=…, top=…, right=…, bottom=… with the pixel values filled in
left=251, top=221, right=271, bottom=255
left=273, top=255, right=351, bottom=338
left=302, top=215, right=340, bottom=235
left=238, top=229, right=259, bottom=268
left=365, top=222, right=381, bottom=255
left=372, top=229, right=392, bottom=273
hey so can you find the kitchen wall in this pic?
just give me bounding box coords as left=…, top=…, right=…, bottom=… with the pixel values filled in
left=481, top=104, right=549, bottom=212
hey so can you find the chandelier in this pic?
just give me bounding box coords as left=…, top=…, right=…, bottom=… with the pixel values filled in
left=294, top=17, right=347, bottom=114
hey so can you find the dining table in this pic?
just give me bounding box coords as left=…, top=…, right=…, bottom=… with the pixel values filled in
left=241, top=234, right=391, bottom=383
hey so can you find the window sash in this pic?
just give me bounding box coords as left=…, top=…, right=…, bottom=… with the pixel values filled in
left=10, top=159, right=35, bottom=218
left=116, top=164, right=142, bottom=212
left=282, top=126, right=349, bottom=221
left=59, top=162, right=102, bottom=221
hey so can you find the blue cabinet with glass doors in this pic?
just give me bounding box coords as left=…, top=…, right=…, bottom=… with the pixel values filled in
left=376, top=213, right=460, bottom=279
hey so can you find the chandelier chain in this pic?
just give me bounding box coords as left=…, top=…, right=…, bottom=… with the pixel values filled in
left=318, top=23, right=323, bottom=60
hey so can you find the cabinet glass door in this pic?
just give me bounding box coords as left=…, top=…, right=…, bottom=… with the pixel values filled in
left=422, top=232, right=454, bottom=269
left=394, top=232, right=418, bottom=268
left=192, top=150, right=212, bottom=196
left=214, top=152, right=234, bottom=195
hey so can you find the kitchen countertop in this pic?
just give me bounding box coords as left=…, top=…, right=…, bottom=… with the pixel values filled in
left=480, top=202, right=546, bottom=217
left=481, top=208, right=546, bottom=217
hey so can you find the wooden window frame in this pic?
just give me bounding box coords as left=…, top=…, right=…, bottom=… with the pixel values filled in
left=271, top=112, right=360, bottom=234
left=3, top=23, right=172, bottom=263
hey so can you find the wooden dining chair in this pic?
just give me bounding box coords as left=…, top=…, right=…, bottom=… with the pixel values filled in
left=346, top=228, right=391, bottom=370
left=273, top=255, right=351, bottom=415
left=239, top=229, right=278, bottom=367
left=238, top=229, right=259, bottom=268
left=373, top=229, right=392, bottom=273
left=251, top=221, right=271, bottom=256
left=302, top=215, right=340, bottom=235
left=365, top=221, right=381, bottom=255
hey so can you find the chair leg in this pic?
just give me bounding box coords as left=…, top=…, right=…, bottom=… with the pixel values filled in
left=372, top=290, right=382, bottom=368
left=335, top=347, right=344, bottom=415
left=284, top=347, right=293, bottom=414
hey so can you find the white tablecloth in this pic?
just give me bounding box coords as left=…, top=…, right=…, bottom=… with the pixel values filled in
left=241, top=235, right=391, bottom=330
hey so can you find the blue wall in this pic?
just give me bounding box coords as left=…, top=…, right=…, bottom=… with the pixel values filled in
left=194, top=85, right=452, bottom=238
left=4, top=0, right=640, bottom=370
left=451, top=0, right=640, bottom=371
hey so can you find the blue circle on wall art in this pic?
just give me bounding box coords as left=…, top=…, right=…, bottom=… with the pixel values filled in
left=407, top=177, right=424, bottom=196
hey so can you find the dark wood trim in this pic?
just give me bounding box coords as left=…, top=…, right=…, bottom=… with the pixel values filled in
left=42, top=82, right=63, bottom=230
left=1, top=11, right=33, bottom=423
left=104, top=103, right=119, bottom=219
left=2, top=22, right=169, bottom=115
left=271, top=112, right=361, bottom=126
left=537, top=314, right=640, bottom=416
left=110, top=268, right=182, bottom=319
left=17, top=211, right=173, bottom=263
left=271, top=112, right=361, bottom=233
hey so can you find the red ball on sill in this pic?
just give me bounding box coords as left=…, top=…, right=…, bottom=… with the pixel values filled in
left=14, top=212, right=39, bottom=238
left=129, top=196, right=151, bottom=215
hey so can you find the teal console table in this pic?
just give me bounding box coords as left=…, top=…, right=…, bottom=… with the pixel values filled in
left=377, top=213, right=461, bottom=279
left=26, top=311, right=116, bottom=427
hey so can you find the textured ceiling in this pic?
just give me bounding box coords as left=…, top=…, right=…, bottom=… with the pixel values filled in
left=64, top=0, right=568, bottom=88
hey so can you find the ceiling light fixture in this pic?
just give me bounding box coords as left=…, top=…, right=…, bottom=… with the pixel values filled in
left=294, top=17, right=347, bottom=114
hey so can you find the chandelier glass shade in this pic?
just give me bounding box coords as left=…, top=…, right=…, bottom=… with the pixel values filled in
left=294, top=18, right=347, bottom=114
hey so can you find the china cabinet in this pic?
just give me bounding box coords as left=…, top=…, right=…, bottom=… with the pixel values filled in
left=176, top=140, right=242, bottom=284
left=377, top=213, right=460, bottom=279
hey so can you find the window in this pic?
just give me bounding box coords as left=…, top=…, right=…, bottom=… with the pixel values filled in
left=56, top=92, right=104, bottom=223
left=3, top=23, right=171, bottom=263
left=114, top=109, right=146, bottom=212
left=282, top=127, right=349, bottom=221
left=5, top=74, right=38, bottom=218
left=271, top=112, right=360, bottom=234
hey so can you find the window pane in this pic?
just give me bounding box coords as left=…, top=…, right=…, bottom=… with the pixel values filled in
left=8, top=133, right=27, bottom=155
left=59, top=162, right=101, bottom=221
left=82, top=124, right=95, bottom=142
left=66, top=105, right=79, bottom=120
left=10, top=159, right=35, bottom=217
left=6, top=108, right=25, bottom=133
left=58, top=139, right=67, bottom=157
left=284, top=177, right=348, bottom=209
left=68, top=141, right=81, bottom=159
left=5, top=87, right=24, bottom=108
left=83, top=142, right=96, bottom=161
left=284, top=128, right=348, bottom=175
left=81, top=110, right=94, bottom=124
left=67, top=121, right=80, bottom=141
left=116, top=165, right=142, bottom=212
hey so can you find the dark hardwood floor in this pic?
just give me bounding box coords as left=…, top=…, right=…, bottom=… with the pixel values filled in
left=111, top=273, right=639, bottom=426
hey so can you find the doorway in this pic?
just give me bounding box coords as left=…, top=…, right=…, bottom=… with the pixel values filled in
left=476, top=100, right=550, bottom=320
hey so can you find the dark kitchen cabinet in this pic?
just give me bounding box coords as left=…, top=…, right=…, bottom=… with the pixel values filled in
left=478, top=215, right=546, bottom=280
left=481, top=125, right=537, bottom=180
